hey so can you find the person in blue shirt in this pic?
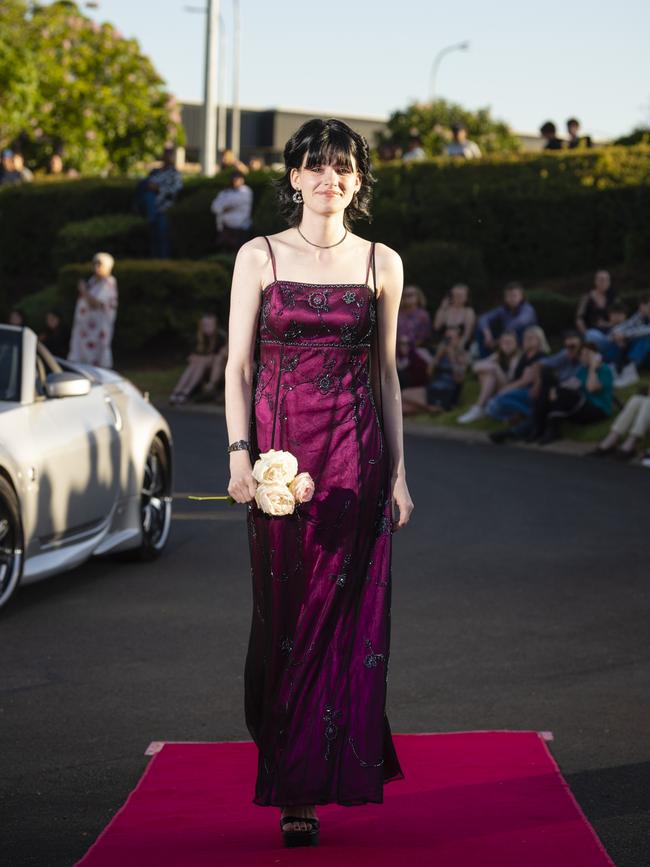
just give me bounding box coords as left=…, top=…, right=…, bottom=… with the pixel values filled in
left=535, top=341, right=614, bottom=445
left=475, top=282, right=538, bottom=358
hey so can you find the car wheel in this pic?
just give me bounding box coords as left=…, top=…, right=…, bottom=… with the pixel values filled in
left=0, top=477, right=23, bottom=610
left=138, top=435, right=172, bottom=560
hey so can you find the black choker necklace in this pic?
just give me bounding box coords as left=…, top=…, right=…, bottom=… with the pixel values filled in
left=297, top=226, right=348, bottom=249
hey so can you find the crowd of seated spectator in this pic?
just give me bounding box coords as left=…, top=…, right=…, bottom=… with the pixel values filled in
left=395, top=270, right=650, bottom=462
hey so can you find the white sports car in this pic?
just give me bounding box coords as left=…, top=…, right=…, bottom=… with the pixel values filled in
left=0, top=325, right=173, bottom=609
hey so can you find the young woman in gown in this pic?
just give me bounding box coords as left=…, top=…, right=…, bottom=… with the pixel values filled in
left=224, top=118, right=414, bottom=847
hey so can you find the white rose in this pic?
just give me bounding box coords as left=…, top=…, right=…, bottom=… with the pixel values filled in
left=254, top=482, right=296, bottom=516
left=288, top=472, right=315, bottom=504
left=252, top=448, right=298, bottom=486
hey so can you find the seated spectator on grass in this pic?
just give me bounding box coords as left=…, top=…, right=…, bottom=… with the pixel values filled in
left=248, top=156, right=265, bottom=172
left=6, top=309, right=25, bottom=327
left=210, top=171, right=254, bottom=252
left=432, top=283, right=476, bottom=350
left=533, top=342, right=614, bottom=446
left=590, top=385, right=650, bottom=460
left=169, top=313, right=228, bottom=405
left=540, top=121, right=563, bottom=150
left=68, top=252, right=118, bottom=369
left=486, top=326, right=550, bottom=440
left=401, top=325, right=469, bottom=415
left=397, top=284, right=432, bottom=348
left=576, top=270, right=616, bottom=337
left=12, top=152, right=33, bottom=183
left=475, top=282, right=537, bottom=358
left=396, top=335, right=432, bottom=391
left=458, top=330, right=521, bottom=424
left=591, top=295, right=650, bottom=388
left=0, top=149, right=22, bottom=185
left=39, top=309, right=69, bottom=358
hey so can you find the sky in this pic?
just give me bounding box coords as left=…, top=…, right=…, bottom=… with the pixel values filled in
left=78, top=0, right=649, bottom=139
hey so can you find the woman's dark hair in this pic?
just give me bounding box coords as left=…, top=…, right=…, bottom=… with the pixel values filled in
left=274, top=118, right=375, bottom=229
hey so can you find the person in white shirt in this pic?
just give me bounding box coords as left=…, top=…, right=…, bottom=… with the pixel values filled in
left=210, top=171, right=254, bottom=251
left=445, top=122, right=482, bottom=159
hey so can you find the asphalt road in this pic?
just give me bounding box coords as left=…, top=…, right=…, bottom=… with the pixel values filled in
left=2, top=408, right=649, bottom=866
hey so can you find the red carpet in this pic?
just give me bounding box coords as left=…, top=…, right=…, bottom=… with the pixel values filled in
left=76, top=732, right=614, bottom=866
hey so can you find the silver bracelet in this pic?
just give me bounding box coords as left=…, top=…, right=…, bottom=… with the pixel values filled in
left=228, top=439, right=250, bottom=453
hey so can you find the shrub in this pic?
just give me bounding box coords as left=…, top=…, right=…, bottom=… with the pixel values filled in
left=0, top=178, right=135, bottom=295
left=52, top=213, right=149, bottom=270
left=526, top=290, right=577, bottom=336
left=56, top=259, right=231, bottom=357
left=402, top=240, right=489, bottom=309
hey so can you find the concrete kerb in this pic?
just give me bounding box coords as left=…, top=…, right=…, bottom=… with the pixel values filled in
left=159, top=400, right=603, bottom=459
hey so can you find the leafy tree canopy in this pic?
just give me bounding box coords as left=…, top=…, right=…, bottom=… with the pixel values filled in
left=615, top=127, right=650, bottom=147
left=0, top=0, right=184, bottom=173
left=379, top=99, right=521, bottom=157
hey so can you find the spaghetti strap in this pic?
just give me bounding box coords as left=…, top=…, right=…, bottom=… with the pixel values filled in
left=365, top=241, right=376, bottom=288
left=263, top=236, right=277, bottom=282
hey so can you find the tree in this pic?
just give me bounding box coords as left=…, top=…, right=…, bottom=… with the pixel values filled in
left=378, top=99, right=520, bottom=157
left=0, top=0, right=184, bottom=173
left=614, top=127, right=650, bottom=146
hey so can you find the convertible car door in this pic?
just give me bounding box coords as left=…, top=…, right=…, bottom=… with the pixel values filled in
left=27, top=385, right=121, bottom=546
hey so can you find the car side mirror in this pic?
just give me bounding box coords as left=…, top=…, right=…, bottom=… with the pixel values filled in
left=45, top=371, right=91, bottom=398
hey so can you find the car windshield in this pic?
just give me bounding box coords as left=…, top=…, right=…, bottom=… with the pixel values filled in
left=0, top=329, right=22, bottom=402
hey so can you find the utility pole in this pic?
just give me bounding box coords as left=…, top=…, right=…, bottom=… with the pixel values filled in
left=231, top=0, right=241, bottom=159
left=201, top=0, right=220, bottom=176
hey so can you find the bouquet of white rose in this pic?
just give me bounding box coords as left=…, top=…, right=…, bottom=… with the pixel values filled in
left=188, top=448, right=314, bottom=516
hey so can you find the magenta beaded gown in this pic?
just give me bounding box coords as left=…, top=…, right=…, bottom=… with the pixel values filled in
left=244, top=237, right=404, bottom=806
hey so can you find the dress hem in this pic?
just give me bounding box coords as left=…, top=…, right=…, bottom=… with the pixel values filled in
left=251, top=769, right=406, bottom=808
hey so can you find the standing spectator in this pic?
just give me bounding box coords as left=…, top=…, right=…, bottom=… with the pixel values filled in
left=576, top=270, right=616, bottom=336
left=12, top=152, right=33, bottom=183
left=401, top=325, right=469, bottom=415
left=540, top=121, right=563, bottom=150
left=39, top=310, right=69, bottom=357
left=143, top=146, right=183, bottom=258
left=169, top=313, right=228, bottom=404
left=566, top=118, right=592, bottom=149
left=6, top=309, right=25, bottom=327
left=458, top=330, right=521, bottom=424
left=221, top=149, right=249, bottom=174
left=432, top=283, right=476, bottom=350
left=535, top=342, right=614, bottom=445
left=0, top=149, right=21, bottom=185
left=397, top=284, right=432, bottom=348
left=591, top=387, right=650, bottom=460
left=402, top=132, right=426, bottom=162
left=48, top=152, right=64, bottom=175
left=476, top=281, right=538, bottom=357
left=486, top=326, right=551, bottom=442
left=445, top=122, right=482, bottom=159
left=210, top=171, right=254, bottom=252
left=248, top=156, right=265, bottom=172
left=68, top=253, right=118, bottom=368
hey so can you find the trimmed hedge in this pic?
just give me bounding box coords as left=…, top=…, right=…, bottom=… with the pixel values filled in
left=3, top=147, right=650, bottom=308
left=52, top=213, right=149, bottom=270
left=402, top=241, right=488, bottom=309
left=56, top=259, right=231, bottom=356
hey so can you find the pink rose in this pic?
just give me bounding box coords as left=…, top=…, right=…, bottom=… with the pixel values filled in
left=288, top=472, right=315, bottom=504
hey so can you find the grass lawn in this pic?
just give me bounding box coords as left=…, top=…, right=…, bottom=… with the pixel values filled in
left=120, top=363, right=650, bottom=449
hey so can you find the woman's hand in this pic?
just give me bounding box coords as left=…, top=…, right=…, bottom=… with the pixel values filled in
left=228, top=452, right=258, bottom=504
left=391, top=474, right=414, bottom=531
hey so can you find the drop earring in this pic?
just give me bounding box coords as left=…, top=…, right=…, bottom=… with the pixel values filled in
left=292, top=189, right=303, bottom=204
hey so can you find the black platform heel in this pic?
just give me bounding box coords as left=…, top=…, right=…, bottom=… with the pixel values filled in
left=279, top=815, right=320, bottom=847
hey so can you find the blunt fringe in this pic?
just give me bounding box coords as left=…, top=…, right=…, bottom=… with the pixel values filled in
left=273, top=118, right=375, bottom=229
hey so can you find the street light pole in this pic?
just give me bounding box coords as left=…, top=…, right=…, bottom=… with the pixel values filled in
left=429, top=41, right=470, bottom=102
left=231, top=0, right=241, bottom=160
left=217, top=14, right=227, bottom=156
left=201, top=0, right=220, bottom=176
